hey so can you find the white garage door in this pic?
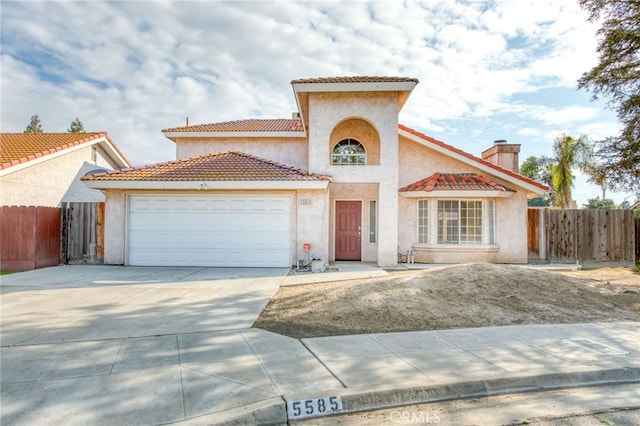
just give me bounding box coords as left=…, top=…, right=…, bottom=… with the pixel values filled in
left=127, top=195, right=291, bottom=267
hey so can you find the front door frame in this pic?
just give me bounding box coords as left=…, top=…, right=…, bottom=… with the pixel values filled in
left=334, top=200, right=362, bottom=261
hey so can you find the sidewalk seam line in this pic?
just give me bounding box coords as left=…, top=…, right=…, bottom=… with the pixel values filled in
left=176, top=335, right=187, bottom=420
left=300, top=339, right=348, bottom=389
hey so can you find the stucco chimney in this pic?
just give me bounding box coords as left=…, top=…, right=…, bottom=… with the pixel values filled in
left=481, top=139, right=521, bottom=173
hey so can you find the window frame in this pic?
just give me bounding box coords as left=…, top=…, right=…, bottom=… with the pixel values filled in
left=331, top=138, right=367, bottom=166
left=436, top=199, right=483, bottom=245
left=417, top=199, right=429, bottom=244
left=369, top=200, right=377, bottom=243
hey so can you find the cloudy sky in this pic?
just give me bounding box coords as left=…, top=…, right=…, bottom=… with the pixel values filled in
left=1, top=0, right=634, bottom=205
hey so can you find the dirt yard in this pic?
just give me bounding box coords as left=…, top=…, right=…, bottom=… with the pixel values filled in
left=253, top=264, right=640, bottom=338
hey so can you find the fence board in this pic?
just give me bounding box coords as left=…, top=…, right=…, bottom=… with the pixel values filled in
left=62, top=202, right=104, bottom=264
left=527, top=209, right=540, bottom=259
left=1, top=206, right=60, bottom=271
left=528, top=208, right=635, bottom=265
left=636, top=217, right=640, bottom=263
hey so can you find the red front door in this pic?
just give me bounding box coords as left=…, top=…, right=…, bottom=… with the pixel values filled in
left=335, top=201, right=361, bottom=260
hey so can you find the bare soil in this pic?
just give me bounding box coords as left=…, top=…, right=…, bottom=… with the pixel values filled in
left=253, top=263, right=640, bottom=338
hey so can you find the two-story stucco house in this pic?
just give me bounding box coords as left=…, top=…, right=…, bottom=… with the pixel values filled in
left=83, top=77, right=547, bottom=267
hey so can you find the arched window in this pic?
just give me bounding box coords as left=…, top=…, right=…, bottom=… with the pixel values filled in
left=331, top=139, right=366, bottom=165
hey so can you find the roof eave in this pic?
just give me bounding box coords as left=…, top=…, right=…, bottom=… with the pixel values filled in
left=400, top=190, right=514, bottom=198
left=97, top=136, right=132, bottom=168
left=83, top=180, right=330, bottom=190
left=292, top=81, right=418, bottom=93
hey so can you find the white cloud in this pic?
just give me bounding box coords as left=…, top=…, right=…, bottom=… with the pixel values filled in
left=0, top=0, right=613, bottom=183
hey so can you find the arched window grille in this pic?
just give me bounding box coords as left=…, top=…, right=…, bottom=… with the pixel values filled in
left=331, top=139, right=366, bottom=165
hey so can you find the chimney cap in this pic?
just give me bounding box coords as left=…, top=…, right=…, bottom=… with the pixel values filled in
left=494, top=139, right=507, bottom=144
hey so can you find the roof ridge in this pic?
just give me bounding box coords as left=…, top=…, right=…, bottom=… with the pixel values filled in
left=162, top=118, right=302, bottom=133
left=82, top=150, right=332, bottom=182
left=291, top=76, right=419, bottom=84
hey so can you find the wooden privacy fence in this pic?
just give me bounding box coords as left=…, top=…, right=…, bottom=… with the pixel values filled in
left=0, top=206, right=61, bottom=271
left=61, top=202, right=105, bottom=264
left=528, top=208, right=636, bottom=265
left=636, top=217, right=640, bottom=263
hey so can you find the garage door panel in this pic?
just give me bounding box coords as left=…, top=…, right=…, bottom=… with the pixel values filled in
left=128, top=195, right=291, bottom=267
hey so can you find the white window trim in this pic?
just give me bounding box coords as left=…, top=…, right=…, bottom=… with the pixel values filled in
left=414, top=198, right=498, bottom=246
left=331, top=138, right=367, bottom=166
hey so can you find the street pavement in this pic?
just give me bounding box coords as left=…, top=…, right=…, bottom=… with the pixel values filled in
left=1, top=264, right=638, bottom=425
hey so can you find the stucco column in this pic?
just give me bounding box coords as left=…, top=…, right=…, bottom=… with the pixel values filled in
left=104, top=190, right=126, bottom=265
left=377, top=124, right=399, bottom=267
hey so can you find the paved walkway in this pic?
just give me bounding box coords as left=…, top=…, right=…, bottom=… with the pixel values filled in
left=1, top=265, right=638, bottom=425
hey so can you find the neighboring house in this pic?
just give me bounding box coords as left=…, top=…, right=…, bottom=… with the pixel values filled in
left=0, top=133, right=131, bottom=207
left=83, top=76, right=548, bottom=267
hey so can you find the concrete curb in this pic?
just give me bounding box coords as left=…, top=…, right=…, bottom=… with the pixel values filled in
left=283, top=367, right=640, bottom=422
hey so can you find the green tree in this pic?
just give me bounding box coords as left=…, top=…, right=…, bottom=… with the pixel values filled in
left=578, top=0, right=640, bottom=192
left=24, top=114, right=43, bottom=133
left=584, top=162, right=608, bottom=200
left=583, top=197, right=616, bottom=209
left=521, top=156, right=554, bottom=206
left=551, top=134, right=592, bottom=209
left=67, top=118, right=85, bottom=133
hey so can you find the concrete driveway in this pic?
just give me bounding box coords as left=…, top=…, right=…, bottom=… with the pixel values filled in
left=0, top=265, right=288, bottom=346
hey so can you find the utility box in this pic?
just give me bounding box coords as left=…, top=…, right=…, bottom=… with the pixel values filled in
left=311, top=259, right=325, bottom=273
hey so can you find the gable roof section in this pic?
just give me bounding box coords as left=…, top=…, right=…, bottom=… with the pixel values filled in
left=162, top=118, right=304, bottom=134
left=398, top=124, right=549, bottom=196
left=400, top=173, right=515, bottom=193
left=0, top=132, right=131, bottom=171
left=82, top=151, right=330, bottom=190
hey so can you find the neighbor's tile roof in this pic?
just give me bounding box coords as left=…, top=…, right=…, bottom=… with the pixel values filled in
left=400, top=173, right=515, bottom=192
left=291, top=76, right=419, bottom=84
left=82, top=151, right=331, bottom=182
left=398, top=124, right=549, bottom=191
left=163, top=119, right=304, bottom=133
left=0, top=132, right=131, bottom=170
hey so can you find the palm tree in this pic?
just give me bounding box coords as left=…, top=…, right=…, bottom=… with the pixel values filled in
left=551, top=134, right=592, bottom=209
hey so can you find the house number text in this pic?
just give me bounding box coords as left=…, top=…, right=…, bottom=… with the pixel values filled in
left=287, top=396, right=343, bottom=419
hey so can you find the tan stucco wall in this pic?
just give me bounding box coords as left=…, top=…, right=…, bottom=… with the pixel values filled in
left=104, top=189, right=126, bottom=264
left=309, top=92, right=399, bottom=266
left=175, top=137, right=309, bottom=170
left=329, top=118, right=380, bottom=165
left=295, top=189, right=330, bottom=264
left=102, top=189, right=329, bottom=266
left=397, top=137, right=530, bottom=264
left=328, top=182, right=379, bottom=262
left=0, top=145, right=119, bottom=207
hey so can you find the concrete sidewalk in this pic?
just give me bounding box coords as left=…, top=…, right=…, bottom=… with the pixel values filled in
left=1, top=265, right=639, bottom=425
left=2, top=322, right=638, bottom=425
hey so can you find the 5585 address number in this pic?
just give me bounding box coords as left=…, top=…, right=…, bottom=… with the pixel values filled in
left=287, top=396, right=343, bottom=419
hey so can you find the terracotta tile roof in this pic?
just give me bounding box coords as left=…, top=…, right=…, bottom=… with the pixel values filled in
left=291, top=76, right=419, bottom=84
left=398, top=124, right=549, bottom=191
left=162, top=119, right=304, bottom=133
left=82, top=151, right=331, bottom=182
left=0, top=132, right=131, bottom=170
left=400, top=173, right=515, bottom=192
